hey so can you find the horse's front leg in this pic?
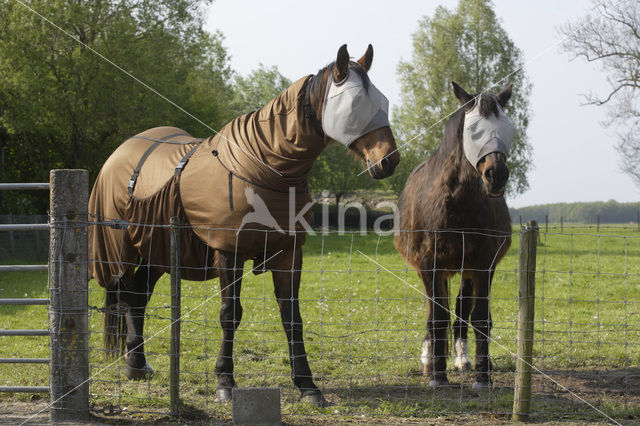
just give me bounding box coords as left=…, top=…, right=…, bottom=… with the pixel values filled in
left=272, top=249, right=327, bottom=407
left=214, top=250, right=244, bottom=402
left=419, top=269, right=450, bottom=387
left=470, top=270, right=493, bottom=389
left=123, top=262, right=163, bottom=380
left=453, top=273, right=474, bottom=371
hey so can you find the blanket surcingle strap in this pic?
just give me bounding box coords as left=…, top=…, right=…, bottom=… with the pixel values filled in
left=128, top=133, right=204, bottom=195
left=89, top=75, right=327, bottom=288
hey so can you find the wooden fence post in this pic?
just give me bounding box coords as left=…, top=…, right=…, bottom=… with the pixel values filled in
left=513, top=220, right=538, bottom=422
left=170, top=216, right=181, bottom=417
left=49, top=169, right=89, bottom=421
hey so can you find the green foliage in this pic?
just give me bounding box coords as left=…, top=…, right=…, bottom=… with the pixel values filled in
left=0, top=0, right=234, bottom=213
left=510, top=200, right=640, bottom=224
left=231, top=64, right=291, bottom=114
left=390, top=0, right=532, bottom=196
left=308, top=143, right=377, bottom=205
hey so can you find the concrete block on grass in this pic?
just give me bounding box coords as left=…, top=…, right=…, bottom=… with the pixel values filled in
left=232, top=387, right=281, bottom=425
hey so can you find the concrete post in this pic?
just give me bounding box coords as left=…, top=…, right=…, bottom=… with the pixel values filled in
left=49, top=169, right=89, bottom=421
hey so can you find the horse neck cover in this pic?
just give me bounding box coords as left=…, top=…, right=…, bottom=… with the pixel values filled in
left=462, top=97, right=515, bottom=169
left=321, top=69, right=390, bottom=146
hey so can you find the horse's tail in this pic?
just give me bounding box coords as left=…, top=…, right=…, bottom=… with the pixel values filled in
left=104, top=285, right=127, bottom=361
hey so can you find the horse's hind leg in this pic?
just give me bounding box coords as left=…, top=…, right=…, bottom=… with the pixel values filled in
left=453, top=274, right=474, bottom=371
left=419, top=269, right=450, bottom=387
left=272, top=249, right=327, bottom=407
left=214, top=250, right=244, bottom=402
left=470, top=270, right=493, bottom=389
left=122, top=261, right=163, bottom=380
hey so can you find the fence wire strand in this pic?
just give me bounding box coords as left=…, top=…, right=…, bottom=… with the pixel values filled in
left=4, top=219, right=640, bottom=423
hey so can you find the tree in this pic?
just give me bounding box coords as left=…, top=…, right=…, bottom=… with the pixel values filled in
left=309, top=143, right=377, bottom=205
left=560, top=0, right=640, bottom=188
left=232, top=64, right=291, bottom=114
left=390, top=0, right=532, bottom=195
left=0, top=0, right=234, bottom=213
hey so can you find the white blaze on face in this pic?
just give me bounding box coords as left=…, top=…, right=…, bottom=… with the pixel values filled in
left=463, top=97, right=515, bottom=169
left=321, top=69, right=390, bottom=147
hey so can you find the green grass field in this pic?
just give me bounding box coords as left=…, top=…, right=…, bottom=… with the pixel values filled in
left=1, top=225, right=639, bottom=423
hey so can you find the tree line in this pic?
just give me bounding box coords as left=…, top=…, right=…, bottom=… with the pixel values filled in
left=1, top=0, right=636, bottom=215
left=509, top=200, right=640, bottom=224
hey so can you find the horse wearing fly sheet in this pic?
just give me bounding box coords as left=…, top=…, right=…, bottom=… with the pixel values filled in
left=88, top=44, right=399, bottom=406
left=395, top=82, right=514, bottom=389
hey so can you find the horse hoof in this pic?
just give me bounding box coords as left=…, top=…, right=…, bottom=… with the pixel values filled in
left=472, top=380, right=493, bottom=390
left=125, top=362, right=154, bottom=380
left=454, top=358, right=472, bottom=371
left=215, top=388, right=233, bottom=403
left=301, top=391, right=329, bottom=407
left=428, top=378, right=449, bottom=388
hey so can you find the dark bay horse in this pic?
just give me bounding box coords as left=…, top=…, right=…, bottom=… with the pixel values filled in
left=89, top=44, right=399, bottom=406
left=394, top=82, right=514, bottom=389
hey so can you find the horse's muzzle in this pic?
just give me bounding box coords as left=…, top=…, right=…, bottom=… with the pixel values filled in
left=368, top=154, right=398, bottom=179
left=484, top=164, right=509, bottom=197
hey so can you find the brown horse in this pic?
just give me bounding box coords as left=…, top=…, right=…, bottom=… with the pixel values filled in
left=394, top=82, right=513, bottom=389
left=89, top=44, right=399, bottom=406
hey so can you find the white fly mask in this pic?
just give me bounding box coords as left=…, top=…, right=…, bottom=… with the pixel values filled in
left=322, top=69, right=390, bottom=147
left=463, top=97, right=515, bottom=169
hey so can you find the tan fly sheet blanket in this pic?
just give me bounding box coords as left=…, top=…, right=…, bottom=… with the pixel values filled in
left=89, top=76, right=326, bottom=286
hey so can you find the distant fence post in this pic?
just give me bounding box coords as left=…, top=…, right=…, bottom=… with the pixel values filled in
left=545, top=215, right=548, bottom=233
left=170, top=216, right=181, bottom=417
left=596, top=214, right=600, bottom=232
left=49, top=169, right=89, bottom=421
left=512, top=220, right=538, bottom=421
left=560, top=216, right=563, bottom=232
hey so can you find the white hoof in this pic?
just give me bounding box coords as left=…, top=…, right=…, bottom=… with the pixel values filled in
left=472, top=380, right=492, bottom=390
left=429, top=378, right=449, bottom=388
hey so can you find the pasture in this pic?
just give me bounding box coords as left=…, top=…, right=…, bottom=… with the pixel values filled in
left=1, top=225, right=639, bottom=423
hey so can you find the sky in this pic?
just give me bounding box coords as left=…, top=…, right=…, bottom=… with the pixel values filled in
left=205, top=0, right=639, bottom=208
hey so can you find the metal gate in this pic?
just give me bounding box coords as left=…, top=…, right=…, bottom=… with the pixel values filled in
left=0, top=171, right=90, bottom=421
left=0, top=182, right=50, bottom=394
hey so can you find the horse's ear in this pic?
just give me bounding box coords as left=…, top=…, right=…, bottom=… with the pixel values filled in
left=334, top=44, right=349, bottom=82
left=357, top=44, right=373, bottom=71
left=452, top=81, right=474, bottom=108
left=497, top=83, right=513, bottom=108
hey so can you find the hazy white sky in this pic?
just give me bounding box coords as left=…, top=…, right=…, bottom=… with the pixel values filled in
left=205, top=0, right=639, bottom=208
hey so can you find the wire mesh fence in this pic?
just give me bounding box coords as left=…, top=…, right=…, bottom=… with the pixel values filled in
left=1, top=208, right=639, bottom=422
left=75, top=221, right=638, bottom=423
